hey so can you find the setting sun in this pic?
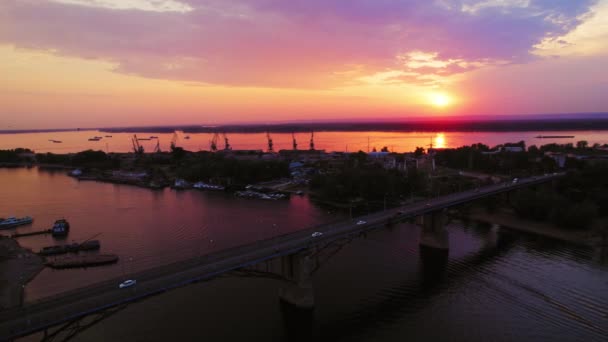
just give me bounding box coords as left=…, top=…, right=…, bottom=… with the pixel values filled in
left=429, top=93, right=452, bottom=108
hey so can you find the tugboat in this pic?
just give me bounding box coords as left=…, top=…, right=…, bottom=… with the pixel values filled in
left=51, top=219, right=70, bottom=237
left=0, top=216, right=33, bottom=229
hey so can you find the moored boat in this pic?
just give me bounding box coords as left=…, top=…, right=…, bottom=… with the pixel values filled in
left=0, top=216, right=33, bottom=229
left=51, top=219, right=70, bottom=237
left=45, top=254, right=119, bottom=269
left=80, top=240, right=101, bottom=250
left=39, top=239, right=101, bottom=255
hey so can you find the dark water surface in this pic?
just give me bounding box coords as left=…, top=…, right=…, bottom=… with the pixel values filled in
left=0, top=167, right=339, bottom=300
left=2, top=168, right=607, bottom=341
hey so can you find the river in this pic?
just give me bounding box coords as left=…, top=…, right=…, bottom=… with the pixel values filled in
left=2, top=167, right=607, bottom=341
left=1, top=130, right=607, bottom=154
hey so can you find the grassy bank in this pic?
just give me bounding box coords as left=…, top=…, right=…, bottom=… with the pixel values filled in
left=0, top=237, right=44, bottom=309
left=466, top=207, right=605, bottom=247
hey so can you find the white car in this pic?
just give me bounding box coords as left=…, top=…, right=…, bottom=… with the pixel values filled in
left=512, top=178, right=519, bottom=184
left=356, top=220, right=366, bottom=225
left=119, top=279, right=137, bottom=289
left=311, top=232, right=323, bottom=238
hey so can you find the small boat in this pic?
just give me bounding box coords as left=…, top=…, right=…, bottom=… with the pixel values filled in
left=51, top=219, right=70, bottom=237
left=0, top=216, right=33, bottom=229
left=88, top=137, right=101, bottom=141
left=45, top=254, right=119, bottom=269
left=39, top=238, right=100, bottom=256
left=105, top=135, right=113, bottom=138
left=193, top=181, right=225, bottom=191
left=80, top=240, right=101, bottom=250
left=52, top=140, right=62, bottom=143
left=39, top=245, right=68, bottom=256
left=184, top=136, right=191, bottom=140
left=150, top=136, right=159, bottom=139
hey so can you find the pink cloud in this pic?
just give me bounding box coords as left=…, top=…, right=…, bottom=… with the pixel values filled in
left=0, top=0, right=597, bottom=88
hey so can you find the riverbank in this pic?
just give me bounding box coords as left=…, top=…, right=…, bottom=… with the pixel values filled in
left=466, top=207, right=603, bottom=246
left=0, top=237, right=44, bottom=309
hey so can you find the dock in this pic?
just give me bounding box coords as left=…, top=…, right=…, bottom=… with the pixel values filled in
left=10, top=229, right=52, bottom=238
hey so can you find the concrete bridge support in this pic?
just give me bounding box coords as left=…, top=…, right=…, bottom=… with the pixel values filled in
left=278, top=251, right=317, bottom=310
left=420, top=209, right=449, bottom=251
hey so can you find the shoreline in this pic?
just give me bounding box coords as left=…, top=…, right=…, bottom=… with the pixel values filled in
left=465, top=207, right=602, bottom=247
left=0, top=237, right=44, bottom=309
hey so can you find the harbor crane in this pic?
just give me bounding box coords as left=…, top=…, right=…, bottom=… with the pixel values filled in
left=210, top=133, right=219, bottom=152
left=222, top=133, right=231, bottom=151
left=309, top=131, right=315, bottom=151
left=170, top=132, right=179, bottom=151
left=292, top=132, right=297, bottom=150
left=131, top=135, right=144, bottom=155
left=154, top=139, right=162, bottom=153
left=267, top=132, right=274, bottom=152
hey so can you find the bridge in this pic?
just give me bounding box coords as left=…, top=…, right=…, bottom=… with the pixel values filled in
left=0, top=173, right=563, bottom=341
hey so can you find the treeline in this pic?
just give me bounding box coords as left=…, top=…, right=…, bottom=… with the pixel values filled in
left=0, top=148, right=33, bottom=163
left=0, top=148, right=120, bottom=169
left=309, top=152, right=426, bottom=203
left=511, top=163, right=608, bottom=229
left=434, top=141, right=603, bottom=175
left=174, top=152, right=289, bottom=186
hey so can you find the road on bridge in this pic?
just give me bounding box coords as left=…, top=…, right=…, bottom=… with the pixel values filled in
left=0, top=173, right=563, bottom=340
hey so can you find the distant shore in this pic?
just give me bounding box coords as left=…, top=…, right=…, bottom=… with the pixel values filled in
left=3, top=115, right=608, bottom=134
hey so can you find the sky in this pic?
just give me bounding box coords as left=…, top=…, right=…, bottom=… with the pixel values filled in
left=1, top=0, right=608, bottom=129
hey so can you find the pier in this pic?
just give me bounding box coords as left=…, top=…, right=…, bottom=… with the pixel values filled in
left=9, top=229, right=52, bottom=239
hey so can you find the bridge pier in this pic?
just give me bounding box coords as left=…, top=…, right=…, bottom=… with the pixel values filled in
left=420, top=209, right=449, bottom=252
left=278, top=251, right=316, bottom=310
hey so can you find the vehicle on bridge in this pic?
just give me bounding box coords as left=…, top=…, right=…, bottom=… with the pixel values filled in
left=119, top=279, right=137, bottom=289
left=311, top=232, right=323, bottom=238
left=356, top=220, right=367, bottom=225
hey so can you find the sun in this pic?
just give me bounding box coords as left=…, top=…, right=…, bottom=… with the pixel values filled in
left=429, top=93, right=452, bottom=108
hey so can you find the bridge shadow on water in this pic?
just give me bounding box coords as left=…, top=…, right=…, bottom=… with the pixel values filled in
left=310, top=226, right=519, bottom=342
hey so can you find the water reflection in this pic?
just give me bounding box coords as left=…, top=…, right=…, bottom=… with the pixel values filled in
left=434, top=132, right=446, bottom=149
left=2, top=129, right=607, bottom=153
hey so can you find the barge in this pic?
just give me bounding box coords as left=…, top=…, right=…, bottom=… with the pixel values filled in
left=45, top=254, right=119, bottom=269
left=39, top=240, right=101, bottom=256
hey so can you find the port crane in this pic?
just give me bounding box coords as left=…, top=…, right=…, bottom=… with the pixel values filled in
left=154, top=139, right=162, bottom=153
left=292, top=132, right=297, bottom=150
left=309, top=131, right=315, bottom=150
left=170, top=132, right=179, bottom=151
left=266, top=132, right=274, bottom=152
left=210, top=132, right=219, bottom=152
left=131, top=135, right=144, bottom=154
left=222, top=133, right=231, bottom=151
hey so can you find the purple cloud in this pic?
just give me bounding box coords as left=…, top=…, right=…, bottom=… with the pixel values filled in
left=0, top=0, right=598, bottom=88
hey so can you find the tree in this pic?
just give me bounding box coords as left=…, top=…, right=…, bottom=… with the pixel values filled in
left=576, top=140, right=588, bottom=150
left=414, top=147, right=425, bottom=157
left=381, top=146, right=389, bottom=152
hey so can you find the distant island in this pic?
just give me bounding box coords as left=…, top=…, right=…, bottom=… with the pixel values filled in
left=2, top=113, right=608, bottom=135
left=99, top=114, right=608, bottom=134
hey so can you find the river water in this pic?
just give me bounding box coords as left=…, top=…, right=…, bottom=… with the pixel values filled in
left=1, top=130, right=607, bottom=154
left=2, top=167, right=607, bottom=341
